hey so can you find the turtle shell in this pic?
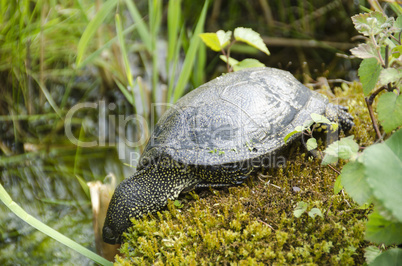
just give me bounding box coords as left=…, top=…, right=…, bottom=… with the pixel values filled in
left=139, top=67, right=329, bottom=168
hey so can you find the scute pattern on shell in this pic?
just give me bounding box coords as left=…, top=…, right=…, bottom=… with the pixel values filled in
left=139, top=67, right=329, bottom=167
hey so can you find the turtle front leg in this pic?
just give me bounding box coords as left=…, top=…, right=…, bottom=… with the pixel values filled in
left=193, top=164, right=252, bottom=188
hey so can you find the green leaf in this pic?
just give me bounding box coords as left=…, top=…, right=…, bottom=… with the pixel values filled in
left=364, top=246, right=382, bottom=265
left=216, top=30, right=232, bottom=48
left=358, top=58, right=382, bottom=96
left=379, top=68, right=402, bottom=87
left=365, top=210, right=402, bottom=245
left=199, top=33, right=222, bottom=52
left=284, top=126, right=304, bottom=143
left=377, top=92, right=402, bottom=133
left=322, top=136, right=360, bottom=165
left=233, top=58, right=265, bottom=71
left=306, top=138, right=317, bottom=151
left=311, top=113, right=332, bottom=124
left=363, top=129, right=402, bottom=221
left=233, top=27, right=270, bottom=55
left=370, top=248, right=402, bottom=266
left=340, top=161, right=372, bottom=205
left=199, top=30, right=232, bottom=52
left=350, top=43, right=377, bottom=59
left=293, top=201, right=308, bottom=218
left=219, top=55, right=239, bottom=67
left=308, top=208, right=323, bottom=219
left=351, top=11, right=388, bottom=36
left=333, top=175, right=343, bottom=195
left=395, top=16, right=402, bottom=30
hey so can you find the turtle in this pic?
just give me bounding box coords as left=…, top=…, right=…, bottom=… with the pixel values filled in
left=102, top=67, right=354, bottom=244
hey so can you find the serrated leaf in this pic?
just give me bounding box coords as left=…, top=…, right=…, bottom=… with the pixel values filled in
left=322, top=135, right=359, bottom=165
left=219, top=55, right=239, bottom=67
left=306, top=138, right=317, bottom=151
left=350, top=43, right=377, bottom=59
left=333, top=175, right=343, bottom=194
left=377, top=92, right=402, bottom=133
left=293, top=201, right=308, bottom=218
left=233, top=58, right=265, bottom=71
left=379, top=68, right=402, bottom=87
left=352, top=11, right=388, bottom=36
left=364, top=246, right=382, bottom=265
left=370, top=248, right=402, bottom=266
left=358, top=58, right=382, bottom=96
left=233, top=27, right=270, bottom=55
left=199, top=33, right=223, bottom=51
left=340, top=161, right=372, bottom=205
left=311, top=113, right=331, bottom=124
left=363, top=129, right=402, bottom=222
left=308, top=208, right=323, bottom=219
left=365, top=210, right=402, bottom=245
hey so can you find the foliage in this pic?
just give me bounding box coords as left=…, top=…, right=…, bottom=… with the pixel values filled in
left=199, top=28, right=269, bottom=72
left=304, top=10, right=402, bottom=264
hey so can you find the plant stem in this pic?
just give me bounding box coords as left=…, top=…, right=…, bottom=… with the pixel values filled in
left=365, top=95, right=383, bottom=142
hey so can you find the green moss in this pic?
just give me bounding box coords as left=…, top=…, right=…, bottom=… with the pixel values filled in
left=115, top=83, right=375, bottom=265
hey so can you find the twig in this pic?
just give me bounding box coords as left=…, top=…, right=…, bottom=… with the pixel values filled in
left=257, top=219, right=275, bottom=230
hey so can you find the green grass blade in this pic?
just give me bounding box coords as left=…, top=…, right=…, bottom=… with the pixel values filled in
left=124, top=0, right=151, bottom=50
left=167, top=0, right=181, bottom=63
left=115, top=13, right=133, bottom=87
left=0, top=184, right=112, bottom=266
left=79, top=23, right=137, bottom=68
left=76, top=0, right=118, bottom=67
left=172, top=0, right=209, bottom=103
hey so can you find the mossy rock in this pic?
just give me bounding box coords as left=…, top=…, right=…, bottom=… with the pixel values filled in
left=115, top=82, right=375, bottom=265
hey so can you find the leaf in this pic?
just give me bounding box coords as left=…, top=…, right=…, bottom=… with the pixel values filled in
left=351, top=11, right=388, bottom=36
left=395, top=16, right=402, bottom=30
left=284, top=126, right=304, bottom=143
left=219, top=55, right=239, bottom=67
left=364, top=246, right=382, bottom=265
left=340, top=161, right=372, bottom=205
left=358, top=58, right=382, bottom=96
left=321, top=136, right=360, bottom=165
left=233, top=58, right=265, bottom=71
left=370, top=248, right=402, bottom=266
left=379, top=68, right=402, bottom=87
left=308, top=208, right=323, bottom=219
left=311, top=113, right=332, bottom=124
left=216, top=30, right=232, bottom=48
left=377, top=92, right=402, bottom=133
left=365, top=210, right=402, bottom=245
left=293, top=201, right=308, bottom=218
left=333, top=175, right=343, bottom=195
left=233, top=27, right=270, bottom=55
left=350, top=43, right=377, bottom=59
left=199, top=30, right=232, bottom=52
left=306, top=138, right=317, bottom=151
left=363, top=129, right=402, bottom=221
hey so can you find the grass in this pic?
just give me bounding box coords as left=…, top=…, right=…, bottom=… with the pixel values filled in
left=115, top=82, right=377, bottom=265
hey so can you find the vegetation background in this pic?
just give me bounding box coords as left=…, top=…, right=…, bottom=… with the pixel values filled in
left=0, top=0, right=397, bottom=264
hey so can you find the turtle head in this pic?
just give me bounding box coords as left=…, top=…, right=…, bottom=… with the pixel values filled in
left=102, top=161, right=194, bottom=244
left=102, top=173, right=151, bottom=244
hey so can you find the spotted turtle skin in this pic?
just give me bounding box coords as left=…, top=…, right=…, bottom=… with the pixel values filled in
left=102, top=67, right=354, bottom=244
